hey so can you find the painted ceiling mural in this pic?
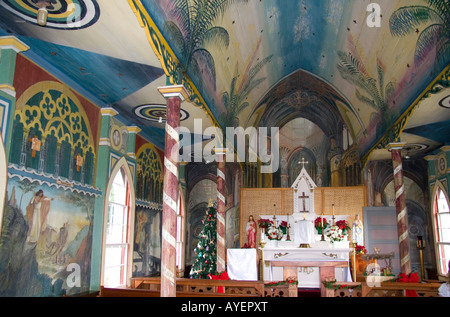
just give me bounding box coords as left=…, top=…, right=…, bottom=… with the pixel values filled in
left=0, top=0, right=448, bottom=160
left=134, top=0, right=450, bottom=157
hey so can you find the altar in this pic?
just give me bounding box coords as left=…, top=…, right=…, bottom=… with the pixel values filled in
left=262, top=244, right=352, bottom=293
left=250, top=166, right=360, bottom=291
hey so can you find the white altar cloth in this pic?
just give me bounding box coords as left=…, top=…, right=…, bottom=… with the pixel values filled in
left=295, top=220, right=315, bottom=245
left=227, top=248, right=258, bottom=280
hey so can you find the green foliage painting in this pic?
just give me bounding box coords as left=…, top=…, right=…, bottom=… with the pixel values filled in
left=389, top=0, right=450, bottom=69
left=165, top=0, right=248, bottom=88
left=337, top=50, right=396, bottom=138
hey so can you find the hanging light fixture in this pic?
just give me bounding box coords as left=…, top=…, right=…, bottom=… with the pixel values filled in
left=35, top=0, right=51, bottom=26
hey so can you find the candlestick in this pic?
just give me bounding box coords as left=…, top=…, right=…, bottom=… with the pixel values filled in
left=416, top=236, right=425, bottom=280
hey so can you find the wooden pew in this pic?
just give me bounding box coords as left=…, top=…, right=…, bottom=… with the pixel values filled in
left=100, top=286, right=160, bottom=297
left=322, top=280, right=443, bottom=297
left=99, top=285, right=262, bottom=297
left=363, top=281, right=443, bottom=297
left=131, top=277, right=264, bottom=297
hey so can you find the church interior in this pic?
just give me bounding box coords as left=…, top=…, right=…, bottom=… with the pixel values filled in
left=0, top=0, right=449, bottom=298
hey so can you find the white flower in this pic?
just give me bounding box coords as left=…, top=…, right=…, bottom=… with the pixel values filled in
left=326, top=226, right=344, bottom=243
left=266, top=226, right=283, bottom=240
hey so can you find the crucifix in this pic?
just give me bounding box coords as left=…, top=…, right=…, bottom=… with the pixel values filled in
left=298, top=191, right=309, bottom=219
left=299, top=157, right=308, bottom=169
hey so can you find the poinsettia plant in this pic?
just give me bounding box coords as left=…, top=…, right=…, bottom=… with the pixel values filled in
left=355, top=244, right=367, bottom=254
left=314, top=217, right=329, bottom=230
left=335, top=220, right=350, bottom=235
left=258, top=218, right=273, bottom=229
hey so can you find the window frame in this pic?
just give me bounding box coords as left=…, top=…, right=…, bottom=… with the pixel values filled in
left=432, top=181, right=450, bottom=278
left=100, top=157, right=135, bottom=288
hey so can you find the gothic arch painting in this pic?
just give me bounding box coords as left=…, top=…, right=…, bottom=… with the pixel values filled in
left=10, top=81, right=96, bottom=186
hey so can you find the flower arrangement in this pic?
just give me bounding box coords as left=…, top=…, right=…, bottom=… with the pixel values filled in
left=314, top=217, right=329, bottom=234
left=355, top=244, right=367, bottom=255
left=335, top=220, right=350, bottom=235
left=259, top=218, right=285, bottom=240
left=266, top=225, right=284, bottom=240
left=258, top=218, right=273, bottom=229
left=279, top=220, right=288, bottom=234
left=326, top=226, right=345, bottom=243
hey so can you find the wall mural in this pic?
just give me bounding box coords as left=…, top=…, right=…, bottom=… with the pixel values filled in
left=133, top=206, right=161, bottom=278
left=133, top=142, right=163, bottom=276
left=0, top=177, right=95, bottom=296
left=0, top=65, right=99, bottom=295
left=9, top=81, right=96, bottom=186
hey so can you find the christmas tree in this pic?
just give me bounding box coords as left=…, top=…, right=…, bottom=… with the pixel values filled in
left=189, top=200, right=217, bottom=279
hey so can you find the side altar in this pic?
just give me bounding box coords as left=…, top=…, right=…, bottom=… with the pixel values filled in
left=240, top=166, right=366, bottom=291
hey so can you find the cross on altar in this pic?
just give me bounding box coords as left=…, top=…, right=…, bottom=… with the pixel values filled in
left=298, top=192, right=309, bottom=213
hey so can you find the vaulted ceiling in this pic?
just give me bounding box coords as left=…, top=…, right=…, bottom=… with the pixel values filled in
left=1, top=0, right=449, bottom=163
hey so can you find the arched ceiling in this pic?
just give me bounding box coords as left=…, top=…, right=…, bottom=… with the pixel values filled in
left=0, top=0, right=449, bottom=162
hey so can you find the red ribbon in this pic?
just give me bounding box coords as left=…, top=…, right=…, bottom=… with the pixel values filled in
left=209, top=271, right=230, bottom=293
left=397, top=272, right=419, bottom=297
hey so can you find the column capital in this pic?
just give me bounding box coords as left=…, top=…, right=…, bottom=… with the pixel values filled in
left=127, top=126, right=141, bottom=134
left=100, top=107, right=118, bottom=116
left=158, top=84, right=190, bottom=101
left=386, top=142, right=406, bottom=152
left=0, top=36, right=29, bottom=52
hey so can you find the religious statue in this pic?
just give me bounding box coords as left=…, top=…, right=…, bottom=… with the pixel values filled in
left=352, top=214, right=364, bottom=245
left=246, top=215, right=257, bottom=248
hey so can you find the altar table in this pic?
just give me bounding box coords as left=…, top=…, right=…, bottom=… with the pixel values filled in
left=263, top=246, right=352, bottom=296
left=269, top=259, right=349, bottom=297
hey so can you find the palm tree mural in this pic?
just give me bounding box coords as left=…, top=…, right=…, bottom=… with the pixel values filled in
left=389, top=0, right=450, bottom=69
left=165, top=0, right=247, bottom=89
left=337, top=51, right=396, bottom=137
left=219, top=55, right=273, bottom=131
left=218, top=39, right=273, bottom=146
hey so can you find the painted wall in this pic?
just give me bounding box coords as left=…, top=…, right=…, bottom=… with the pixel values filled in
left=0, top=52, right=164, bottom=296
left=0, top=54, right=100, bottom=296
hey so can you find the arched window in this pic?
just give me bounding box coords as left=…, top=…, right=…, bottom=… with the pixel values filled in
left=433, top=185, right=450, bottom=277
left=101, top=159, right=135, bottom=287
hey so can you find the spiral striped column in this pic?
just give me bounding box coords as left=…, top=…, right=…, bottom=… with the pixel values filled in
left=387, top=143, right=411, bottom=274
left=216, top=149, right=226, bottom=273
left=158, top=85, right=189, bottom=297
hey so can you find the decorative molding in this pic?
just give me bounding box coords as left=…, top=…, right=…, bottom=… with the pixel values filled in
left=7, top=164, right=102, bottom=197
left=0, top=84, right=16, bottom=97
left=100, top=107, right=119, bottom=116
left=158, top=85, right=190, bottom=101
left=0, top=36, right=29, bottom=52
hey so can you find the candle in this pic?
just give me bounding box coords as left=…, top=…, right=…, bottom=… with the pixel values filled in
left=332, top=204, right=335, bottom=216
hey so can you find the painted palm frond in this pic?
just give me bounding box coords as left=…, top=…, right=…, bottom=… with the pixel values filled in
left=389, top=5, right=443, bottom=36
left=389, top=1, right=450, bottom=67
left=415, top=23, right=445, bottom=62
left=168, top=0, right=248, bottom=81
left=219, top=54, right=273, bottom=132
left=337, top=51, right=394, bottom=125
